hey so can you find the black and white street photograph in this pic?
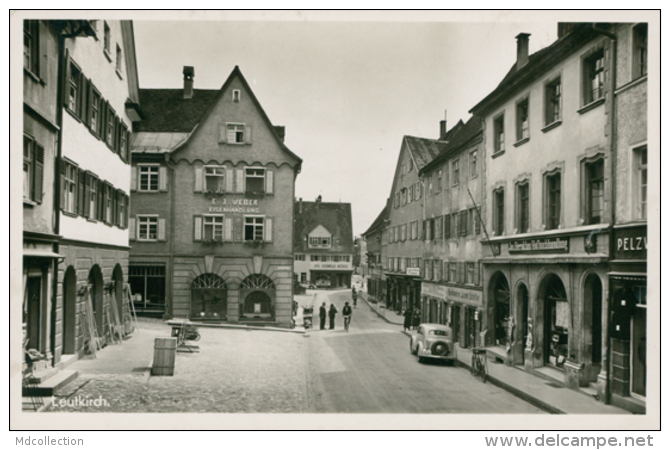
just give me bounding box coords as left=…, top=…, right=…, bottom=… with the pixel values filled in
left=10, top=9, right=659, bottom=432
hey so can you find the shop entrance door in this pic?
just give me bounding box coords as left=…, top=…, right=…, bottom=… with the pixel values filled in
left=518, top=284, right=529, bottom=364
left=631, top=307, right=646, bottom=398
left=25, top=276, right=42, bottom=351
left=542, top=274, right=569, bottom=368
left=452, top=304, right=461, bottom=346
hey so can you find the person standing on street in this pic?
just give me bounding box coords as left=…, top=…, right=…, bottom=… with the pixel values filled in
left=412, top=307, right=421, bottom=330
left=328, top=303, right=338, bottom=330
left=342, top=302, right=353, bottom=332
left=319, top=302, right=327, bottom=330
left=403, top=308, right=412, bottom=332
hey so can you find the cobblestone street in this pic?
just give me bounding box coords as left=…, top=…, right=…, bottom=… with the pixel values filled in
left=47, top=322, right=308, bottom=413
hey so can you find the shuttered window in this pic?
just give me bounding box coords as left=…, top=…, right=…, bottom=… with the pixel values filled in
left=23, top=135, right=44, bottom=204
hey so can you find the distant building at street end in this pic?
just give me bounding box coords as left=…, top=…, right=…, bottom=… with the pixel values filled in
left=293, top=197, right=354, bottom=289
left=361, top=201, right=389, bottom=303
left=353, top=236, right=367, bottom=277
left=129, top=65, right=302, bottom=328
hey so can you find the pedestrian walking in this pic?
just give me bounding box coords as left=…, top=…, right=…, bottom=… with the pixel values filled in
left=403, top=308, right=412, bottom=331
left=412, top=307, right=421, bottom=330
left=342, top=302, right=353, bottom=332
left=328, top=304, right=338, bottom=330
left=319, top=302, right=327, bottom=330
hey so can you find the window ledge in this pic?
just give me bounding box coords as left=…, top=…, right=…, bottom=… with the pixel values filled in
left=513, top=137, right=530, bottom=148
left=103, top=49, right=113, bottom=62
left=61, top=211, right=78, bottom=218
left=491, top=150, right=505, bottom=159
left=138, top=190, right=162, bottom=194
left=541, top=120, right=562, bottom=133
left=24, top=68, right=44, bottom=85
left=64, top=107, right=82, bottom=123
left=23, top=199, right=37, bottom=207
left=116, top=69, right=123, bottom=80
left=578, top=97, right=605, bottom=115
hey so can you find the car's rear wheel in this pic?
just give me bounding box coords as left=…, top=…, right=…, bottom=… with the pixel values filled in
left=431, top=341, right=450, bottom=357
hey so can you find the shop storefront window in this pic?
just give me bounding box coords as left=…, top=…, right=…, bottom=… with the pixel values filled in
left=190, top=273, right=227, bottom=320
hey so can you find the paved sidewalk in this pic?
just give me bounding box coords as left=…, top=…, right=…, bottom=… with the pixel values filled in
left=358, top=290, right=630, bottom=415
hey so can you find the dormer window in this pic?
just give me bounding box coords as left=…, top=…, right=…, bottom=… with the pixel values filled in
left=233, top=90, right=241, bottom=102
left=309, top=237, right=331, bottom=247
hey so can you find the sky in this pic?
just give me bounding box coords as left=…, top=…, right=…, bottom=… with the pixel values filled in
left=131, top=11, right=569, bottom=236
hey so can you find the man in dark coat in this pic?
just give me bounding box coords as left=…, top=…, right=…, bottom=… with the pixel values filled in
left=403, top=308, right=412, bottom=332
left=319, top=302, right=327, bottom=330
left=328, top=304, right=338, bottom=330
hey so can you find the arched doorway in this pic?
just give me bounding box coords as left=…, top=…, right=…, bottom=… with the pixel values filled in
left=517, top=283, right=530, bottom=364
left=88, top=265, right=104, bottom=335
left=490, top=273, right=510, bottom=347
left=539, top=273, right=568, bottom=368
left=584, top=273, right=603, bottom=373
left=112, top=265, right=124, bottom=327
left=62, top=266, right=77, bottom=355
left=240, top=274, right=275, bottom=319
left=190, top=274, right=227, bottom=320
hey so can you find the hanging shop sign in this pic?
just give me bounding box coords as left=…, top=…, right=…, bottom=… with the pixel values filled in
left=406, top=268, right=421, bottom=276
left=508, top=237, right=569, bottom=254
left=422, top=282, right=482, bottom=307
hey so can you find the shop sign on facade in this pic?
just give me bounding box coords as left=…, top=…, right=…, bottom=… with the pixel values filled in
left=508, top=237, right=569, bottom=254
left=312, top=263, right=350, bottom=269
left=406, top=268, right=420, bottom=276
left=208, top=197, right=261, bottom=214
left=613, top=226, right=647, bottom=260
left=422, top=282, right=482, bottom=307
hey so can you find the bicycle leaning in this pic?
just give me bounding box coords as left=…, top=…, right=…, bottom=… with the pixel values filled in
left=471, top=348, right=488, bottom=382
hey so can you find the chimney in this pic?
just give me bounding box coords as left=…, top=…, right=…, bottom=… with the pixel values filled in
left=515, top=33, right=531, bottom=70
left=274, top=126, right=285, bottom=142
left=439, top=120, right=447, bottom=140
left=183, top=66, right=194, bottom=99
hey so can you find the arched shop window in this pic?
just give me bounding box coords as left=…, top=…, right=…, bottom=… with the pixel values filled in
left=191, top=273, right=227, bottom=320
left=240, top=274, right=275, bottom=318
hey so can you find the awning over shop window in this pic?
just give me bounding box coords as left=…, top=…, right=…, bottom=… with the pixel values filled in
left=22, top=249, right=64, bottom=260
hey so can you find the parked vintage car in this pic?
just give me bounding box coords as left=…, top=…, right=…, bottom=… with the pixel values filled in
left=409, top=323, right=457, bottom=364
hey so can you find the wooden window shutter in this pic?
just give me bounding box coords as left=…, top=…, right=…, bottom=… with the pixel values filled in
left=113, top=115, right=119, bottom=152
left=83, top=172, right=91, bottom=217
left=159, top=166, right=168, bottom=192
left=236, top=169, right=245, bottom=193
left=38, top=21, right=48, bottom=81
left=234, top=216, right=243, bottom=242
left=128, top=217, right=136, bottom=241
left=245, top=126, right=252, bottom=143
left=265, top=170, right=274, bottom=194
left=114, top=190, right=121, bottom=226
left=87, top=81, right=94, bottom=131
left=460, top=262, right=465, bottom=284
left=158, top=218, right=166, bottom=241
left=130, top=165, right=137, bottom=191
left=264, top=217, right=273, bottom=242
left=225, top=168, right=234, bottom=192
left=193, top=215, right=202, bottom=241
left=124, top=194, right=129, bottom=228
left=224, top=217, right=233, bottom=241
left=33, top=144, right=44, bottom=204
left=218, top=124, right=226, bottom=143
left=77, top=169, right=86, bottom=216
left=474, top=261, right=481, bottom=286
left=475, top=208, right=481, bottom=234
left=60, top=160, right=67, bottom=210
left=62, top=50, right=70, bottom=107
left=77, top=76, right=87, bottom=119
left=194, top=167, right=203, bottom=192
left=444, top=214, right=450, bottom=239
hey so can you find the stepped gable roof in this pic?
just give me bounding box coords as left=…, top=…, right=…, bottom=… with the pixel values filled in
left=293, top=201, right=354, bottom=253
left=421, top=115, right=483, bottom=172
left=403, top=135, right=449, bottom=171
left=362, top=202, right=389, bottom=237
left=136, top=88, right=219, bottom=132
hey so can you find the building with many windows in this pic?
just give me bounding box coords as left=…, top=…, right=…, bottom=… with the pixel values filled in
left=418, top=116, right=485, bottom=349
left=41, top=20, right=139, bottom=364
left=362, top=202, right=389, bottom=303
left=471, top=24, right=615, bottom=390
left=603, top=22, right=649, bottom=413
left=293, top=198, right=354, bottom=289
left=129, top=66, right=302, bottom=327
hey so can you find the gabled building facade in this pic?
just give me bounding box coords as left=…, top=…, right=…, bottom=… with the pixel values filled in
left=293, top=198, right=354, bottom=289
left=384, top=136, right=445, bottom=314
left=129, top=66, right=302, bottom=327
left=471, top=24, right=615, bottom=391
left=419, top=116, right=486, bottom=349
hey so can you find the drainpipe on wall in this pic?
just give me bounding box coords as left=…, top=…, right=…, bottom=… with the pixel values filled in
left=592, top=22, right=617, bottom=405
left=165, top=153, right=177, bottom=320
